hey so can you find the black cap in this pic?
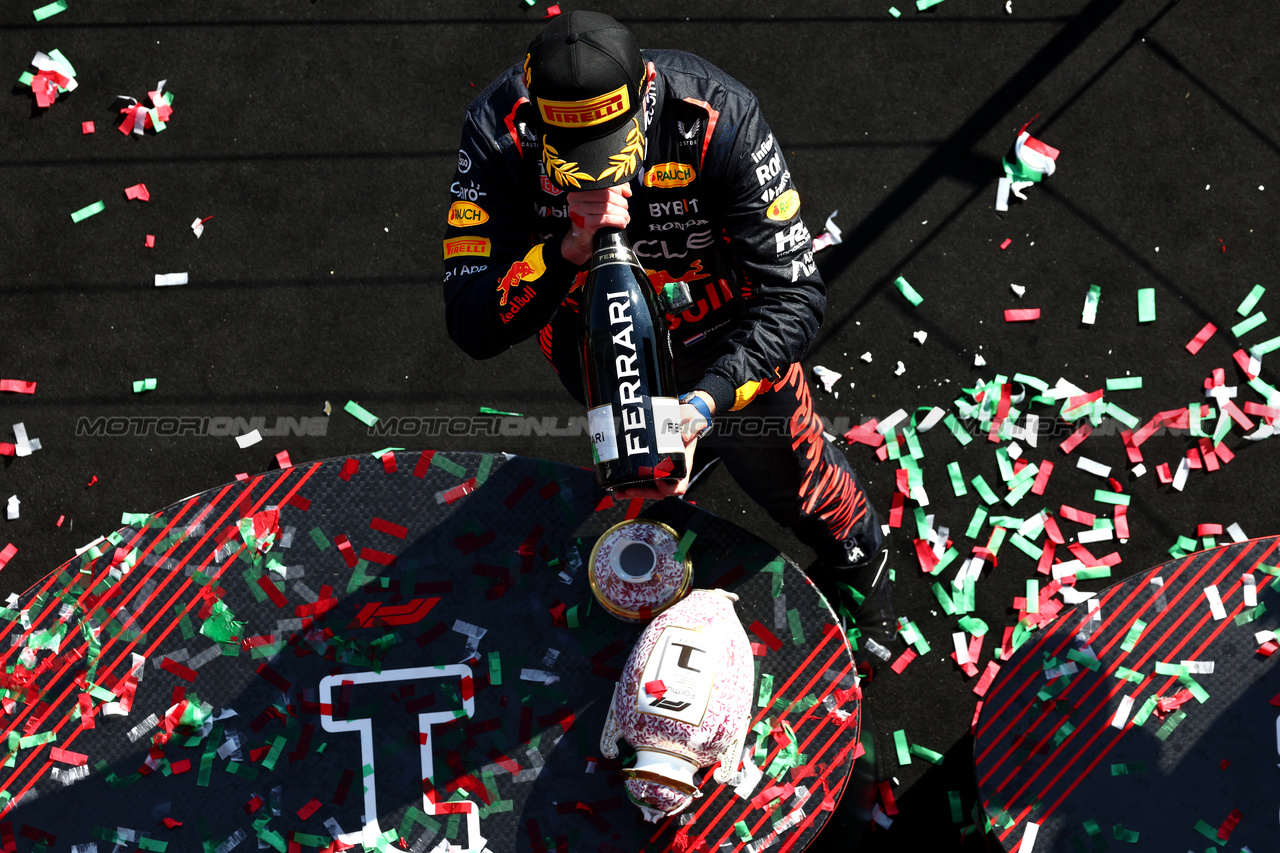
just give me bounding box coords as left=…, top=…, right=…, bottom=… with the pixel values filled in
left=525, top=11, right=647, bottom=189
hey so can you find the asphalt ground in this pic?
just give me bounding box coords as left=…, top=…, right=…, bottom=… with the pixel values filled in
left=2, top=1, right=1279, bottom=850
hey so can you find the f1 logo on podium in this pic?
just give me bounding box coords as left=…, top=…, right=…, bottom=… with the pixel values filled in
left=319, top=665, right=486, bottom=853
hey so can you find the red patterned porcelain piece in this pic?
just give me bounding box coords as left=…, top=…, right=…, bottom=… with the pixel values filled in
left=588, top=519, right=692, bottom=623
left=600, top=589, right=753, bottom=822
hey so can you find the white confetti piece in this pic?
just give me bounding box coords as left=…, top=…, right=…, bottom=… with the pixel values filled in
left=877, top=409, right=909, bottom=435
left=235, top=429, right=262, bottom=449
left=1077, top=527, right=1114, bottom=544
left=154, top=272, right=188, bottom=286
left=1111, top=694, right=1134, bottom=729
left=1010, top=283, right=1026, bottom=297
left=1226, top=522, right=1247, bottom=542
left=812, top=365, right=841, bottom=392
left=974, top=353, right=987, bottom=367
left=1075, top=457, right=1111, bottom=478
left=860, top=351, right=873, bottom=363
left=1243, top=573, right=1257, bottom=607
left=894, top=360, right=906, bottom=376
left=918, top=406, right=946, bottom=432
left=995, top=176, right=1011, bottom=212
left=5, top=496, right=17, bottom=521
left=953, top=632, right=970, bottom=665
left=1180, top=660, right=1214, bottom=674
left=1204, top=584, right=1226, bottom=620
left=811, top=210, right=842, bottom=252
left=1172, top=456, right=1190, bottom=491
left=912, top=330, right=928, bottom=345
left=1021, top=821, right=1041, bottom=853
left=519, top=668, right=559, bottom=685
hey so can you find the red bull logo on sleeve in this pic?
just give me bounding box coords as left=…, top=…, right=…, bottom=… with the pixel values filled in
left=496, top=244, right=547, bottom=307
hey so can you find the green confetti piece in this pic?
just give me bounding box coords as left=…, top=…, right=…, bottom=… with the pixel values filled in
left=70, top=200, right=105, bottom=223
left=475, top=453, right=494, bottom=484
left=931, top=582, right=956, bottom=615
left=888, top=5, right=901, bottom=15
left=966, top=505, right=988, bottom=538
left=894, top=275, right=923, bottom=306
left=1193, top=819, right=1221, bottom=842
left=197, top=749, right=215, bottom=788
left=909, top=742, right=943, bottom=764
left=674, top=529, right=697, bottom=563
left=1073, top=566, right=1111, bottom=581
left=1120, top=620, right=1147, bottom=653
left=945, top=461, right=967, bottom=496
left=1109, top=761, right=1145, bottom=775
left=1067, top=648, right=1101, bottom=671
left=131, top=377, right=157, bottom=393
left=343, top=400, right=379, bottom=427
left=1114, top=665, right=1144, bottom=683
left=308, top=528, right=330, bottom=550
left=948, top=790, right=964, bottom=823
left=786, top=608, right=805, bottom=645
left=1232, top=312, right=1267, bottom=338
left=478, top=406, right=523, bottom=416
left=261, top=736, right=287, bottom=771
left=1112, top=824, right=1139, bottom=843
left=1153, top=661, right=1186, bottom=677
left=1009, top=533, right=1041, bottom=562
left=943, top=413, right=973, bottom=446
left=1178, top=672, right=1210, bottom=703
left=120, top=511, right=151, bottom=526
left=1104, top=376, right=1142, bottom=391
left=757, top=672, right=774, bottom=707
left=957, top=616, right=988, bottom=636
left=432, top=454, right=468, bottom=478
left=971, top=475, right=999, bottom=505
left=1250, top=334, right=1280, bottom=356
left=1093, top=489, right=1130, bottom=506
left=18, top=71, right=35, bottom=87
left=893, top=729, right=911, bottom=766
left=1136, top=288, right=1156, bottom=323
left=1237, top=284, right=1266, bottom=316
left=1082, top=284, right=1102, bottom=324
left=1131, top=694, right=1159, bottom=727
left=1082, top=818, right=1103, bottom=839
left=1234, top=601, right=1267, bottom=625
left=762, top=557, right=785, bottom=598
left=32, top=0, right=68, bottom=20
left=733, top=821, right=752, bottom=842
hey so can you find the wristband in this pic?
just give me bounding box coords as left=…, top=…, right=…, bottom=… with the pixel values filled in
left=679, top=393, right=714, bottom=439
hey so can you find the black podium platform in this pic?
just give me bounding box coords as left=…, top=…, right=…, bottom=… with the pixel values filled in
left=975, top=537, right=1279, bottom=852
left=0, top=451, right=861, bottom=853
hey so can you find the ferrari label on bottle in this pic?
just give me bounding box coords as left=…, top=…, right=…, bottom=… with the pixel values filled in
left=651, top=397, right=684, bottom=454
left=589, top=405, right=620, bottom=462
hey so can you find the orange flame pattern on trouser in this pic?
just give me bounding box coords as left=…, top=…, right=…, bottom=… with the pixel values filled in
left=702, top=362, right=881, bottom=565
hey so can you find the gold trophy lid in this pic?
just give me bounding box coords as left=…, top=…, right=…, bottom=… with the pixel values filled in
left=588, top=519, right=692, bottom=622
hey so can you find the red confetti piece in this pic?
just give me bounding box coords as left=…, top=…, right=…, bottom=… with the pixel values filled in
left=1270, top=692, right=1280, bottom=707
left=144, top=234, right=155, bottom=247
left=81, top=121, right=94, bottom=134
left=1004, top=308, right=1040, bottom=322
left=1156, top=462, right=1173, bottom=484
left=245, top=795, right=264, bottom=814
left=974, top=661, right=1000, bottom=697
left=338, top=458, right=359, bottom=481
left=161, top=818, right=182, bottom=829
left=124, top=183, right=150, bottom=201
left=370, top=517, right=409, bottom=539
left=888, top=491, right=905, bottom=527
left=1058, top=504, right=1096, bottom=526
left=160, top=657, right=198, bottom=682
left=0, top=543, right=16, bottom=570
left=644, top=680, right=666, bottom=699
left=288, top=493, right=311, bottom=511
left=842, top=420, right=885, bottom=447
left=257, top=575, right=289, bottom=608
left=749, top=620, right=784, bottom=651
left=439, top=478, right=478, bottom=504
left=332, top=534, right=357, bottom=567
left=380, top=451, right=397, bottom=473
left=889, top=647, right=917, bottom=674
left=359, top=547, right=396, bottom=566
left=49, top=747, right=87, bottom=766
left=1233, top=348, right=1260, bottom=379
left=1058, top=423, right=1092, bottom=454
left=85, top=475, right=98, bottom=488
left=297, top=798, right=322, bottom=820
left=1217, top=808, right=1243, bottom=841
left=1185, top=322, right=1217, bottom=354
left=56, top=515, right=65, bottom=527
left=750, top=641, right=768, bottom=656
left=1259, top=640, right=1278, bottom=657
left=623, top=497, right=644, bottom=519
left=256, top=662, right=292, bottom=693
left=544, top=3, right=562, bottom=17
left=169, top=759, right=190, bottom=774
left=999, top=238, right=1012, bottom=250
left=878, top=781, right=899, bottom=815
left=0, top=380, right=35, bottom=394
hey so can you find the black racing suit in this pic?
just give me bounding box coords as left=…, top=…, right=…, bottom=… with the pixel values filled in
left=442, top=49, right=880, bottom=565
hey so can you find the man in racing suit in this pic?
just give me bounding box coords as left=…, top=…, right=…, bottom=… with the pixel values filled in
left=442, top=11, right=894, bottom=649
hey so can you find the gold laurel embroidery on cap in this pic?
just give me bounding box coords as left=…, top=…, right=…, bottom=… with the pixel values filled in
left=523, top=54, right=532, bottom=89
left=542, top=138, right=595, bottom=189
left=596, top=117, right=646, bottom=185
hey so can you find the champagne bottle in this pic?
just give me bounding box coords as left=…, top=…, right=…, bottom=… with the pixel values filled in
left=580, top=227, right=687, bottom=490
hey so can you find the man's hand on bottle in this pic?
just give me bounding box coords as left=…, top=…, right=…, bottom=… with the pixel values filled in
left=561, top=184, right=632, bottom=267
left=613, top=396, right=714, bottom=502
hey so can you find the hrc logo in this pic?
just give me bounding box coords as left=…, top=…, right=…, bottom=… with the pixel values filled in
left=443, top=236, right=492, bottom=259
left=537, top=84, right=630, bottom=128
left=447, top=201, right=489, bottom=227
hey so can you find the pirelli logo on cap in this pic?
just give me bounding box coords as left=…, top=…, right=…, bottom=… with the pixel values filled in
left=447, top=201, right=490, bottom=227
left=537, top=84, right=631, bottom=128
left=443, top=236, right=492, bottom=259
left=643, top=162, right=696, bottom=189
